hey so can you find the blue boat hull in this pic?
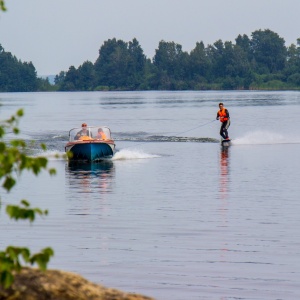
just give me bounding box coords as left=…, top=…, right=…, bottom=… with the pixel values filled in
left=66, top=142, right=115, bottom=162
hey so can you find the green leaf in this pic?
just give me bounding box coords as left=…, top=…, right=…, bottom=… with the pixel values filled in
left=13, top=127, right=20, bottom=134
left=0, top=130, right=4, bottom=138
left=16, top=109, right=24, bottom=117
left=6, top=201, right=49, bottom=222
left=37, top=157, right=48, bottom=168
left=0, top=1, right=7, bottom=12
left=49, top=168, right=56, bottom=175
left=0, top=271, right=14, bottom=289
left=21, top=248, right=31, bottom=262
left=3, top=176, right=16, bottom=192
left=40, top=143, right=47, bottom=151
left=21, top=200, right=30, bottom=207
left=29, top=247, right=54, bottom=271
left=0, top=142, right=6, bottom=152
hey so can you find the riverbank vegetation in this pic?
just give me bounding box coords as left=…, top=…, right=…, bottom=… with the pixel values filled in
left=0, top=111, right=56, bottom=288
left=1, top=29, right=300, bottom=92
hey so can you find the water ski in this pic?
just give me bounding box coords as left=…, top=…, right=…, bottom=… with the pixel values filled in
left=221, top=139, right=231, bottom=147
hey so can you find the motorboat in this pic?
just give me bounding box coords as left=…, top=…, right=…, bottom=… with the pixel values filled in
left=65, top=126, right=115, bottom=162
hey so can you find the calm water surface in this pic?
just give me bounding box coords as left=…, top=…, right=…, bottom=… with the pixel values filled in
left=1, top=91, right=300, bottom=299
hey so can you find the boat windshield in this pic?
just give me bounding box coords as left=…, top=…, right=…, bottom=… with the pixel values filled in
left=68, top=126, right=112, bottom=142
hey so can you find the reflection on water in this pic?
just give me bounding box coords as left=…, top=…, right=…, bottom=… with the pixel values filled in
left=66, top=160, right=115, bottom=195
left=218, top=146, right=230, bottom=265
left=219, top=146, right=230, bottom=199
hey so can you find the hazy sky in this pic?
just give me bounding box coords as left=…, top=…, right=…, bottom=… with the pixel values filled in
left=1, top=0, right=299, bottom=76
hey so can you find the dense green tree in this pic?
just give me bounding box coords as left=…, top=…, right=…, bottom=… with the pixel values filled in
left=94, top=38, right=146, bottom=89
left=152, top=40, right=190, bottom=89
left=18, top=61, right=38, bottom=91
left=205, top=40, right=252, bottom=89
left=189, top=41, right=211, bottom=81
left=250, top=29, right=287, bottom=73
left=140, top=59, right=161, bottom=90
left=286, top=39, right=300, bottom=74
left=76, top=61, right=96, bottom=90
left=59, top=66, right=80, bottom=91
left=285, top=39, right=300, bottom=85
left=224, top=43, right=251, bottom=84
left=36, top=77, right=55, bottom=91
left=206, top=39, right=225, bottom=79
left=153, top=40, right=183, bottom=77
left=0, top=44, right=39, bottom=92
left=127, top=38, right=147, bottom=88
left=94, top=38, right=128, bottom=88
left=56, top=61, right=100, bottom=91
left=54, top=71, right=66, bottom=85
left=235, top=34, right=252, bottom=60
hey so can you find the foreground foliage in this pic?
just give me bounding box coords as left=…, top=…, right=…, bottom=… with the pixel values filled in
left=0, top=0, right=6, bottom=11
left=0, top=110, right=55, bottom=288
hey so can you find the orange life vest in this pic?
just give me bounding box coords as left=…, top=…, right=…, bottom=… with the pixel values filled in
left=218, top=108, right=229, bottom=122
left=97, top=132, right=107, bottom=140
left=79, top=135, right=93, bottom=141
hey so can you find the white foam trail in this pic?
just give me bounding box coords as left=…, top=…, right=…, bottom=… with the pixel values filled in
left=112, top=149, right=160, bottom=160
left=34, top=150, right=67, bottom=160
left=233, top=130, right=300, bottom=145
left=52, top=135, right=63, bottom=139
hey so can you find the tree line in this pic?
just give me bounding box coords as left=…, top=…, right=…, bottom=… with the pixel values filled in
left=1, top=29, right=300, bottom=92
left=0, top=45, right=53, bottom=92
left=56, top=29, right=300, bottom=91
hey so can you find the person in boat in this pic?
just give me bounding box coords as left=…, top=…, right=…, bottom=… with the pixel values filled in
left=216, top=102, right=230, bottom=140
left=74, top=123, right=91, bottom=140
left=96, top=128, right=107, bottom=140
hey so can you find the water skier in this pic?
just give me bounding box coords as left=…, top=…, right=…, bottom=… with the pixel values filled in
left=216, top=102, right=230, bottom=140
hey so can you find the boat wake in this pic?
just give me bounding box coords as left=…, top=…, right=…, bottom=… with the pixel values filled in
left=34, top=150, right=67, bottom=160
left=36, top=149, right=159, bottom=162
left=116, top=135, right=219, bottom=143
left=233, top=130, right=300, bottom=145
left=112, top=149, right=160, bottom=160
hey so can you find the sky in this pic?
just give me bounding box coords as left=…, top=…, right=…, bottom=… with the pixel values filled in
left=0, top=0, right=300, bottom=76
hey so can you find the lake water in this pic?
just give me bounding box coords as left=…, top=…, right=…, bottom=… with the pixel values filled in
left=1, top=91, right=300, bottom=299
